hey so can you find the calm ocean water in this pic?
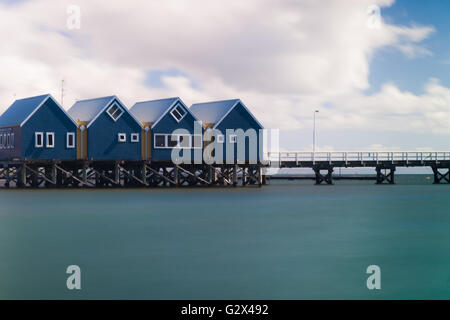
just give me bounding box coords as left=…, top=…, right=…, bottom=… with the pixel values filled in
left=1, top=174, right=450, bottom=299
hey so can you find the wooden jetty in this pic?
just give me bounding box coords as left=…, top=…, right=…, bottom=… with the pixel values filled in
left=266, top=151, right=450, bottom=185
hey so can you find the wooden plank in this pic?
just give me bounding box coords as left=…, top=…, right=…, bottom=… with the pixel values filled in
left=23, top=165, right=55, bottom=185
left=176, top=165, right=210, bottom=185
left=54, top=164, right=94, bottom=187
left=145, top=165, right=176, bottom=185
left=118, top=165, right=148, bottom=186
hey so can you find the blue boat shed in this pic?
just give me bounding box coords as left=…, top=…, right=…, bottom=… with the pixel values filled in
left=68, top=96, right=142, bottom=160
left=130, top=97, right=202, bottom=162
left=0, top=94, right=78, bottom=160
left=190, top=99, right=264, bottom=163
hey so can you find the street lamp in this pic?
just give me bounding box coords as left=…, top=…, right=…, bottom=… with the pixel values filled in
left=313, top=110, right=319, bottom=154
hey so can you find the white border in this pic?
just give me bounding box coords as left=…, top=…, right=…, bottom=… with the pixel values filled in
left=46, top=132, right=55, bottom=148
left=106, top=102, right=124, bottom=122
left=153, top=133, right=203, bottom=149
left=118, top=133, right=126, bottom=142
left=35, top=132, right=43, bottom=148
left=169, top=103, right=187, bottom=123
left=66, top=132, right=75, bottom=148
left=131, top=133, right=140, bottom=142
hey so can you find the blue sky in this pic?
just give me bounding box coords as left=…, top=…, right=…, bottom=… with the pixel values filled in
left=368, top=0, right=450, bottom=94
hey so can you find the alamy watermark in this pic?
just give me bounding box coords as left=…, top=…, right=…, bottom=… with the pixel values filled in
left=366, top=265, right=381, bottom=290
left=166, top=121, right=280, bottom=170
left=67, top=5, right=81, bottom=30
left=66, top=265, right=81, bottom=290
left=366, top=5, right=382, bottom=29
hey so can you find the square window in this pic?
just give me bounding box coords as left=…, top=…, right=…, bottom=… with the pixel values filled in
left=154, top=134, right=166, bottom=148
left=67, top=132, right=75, bottom=148
left=167, top=134, right=178, bottom=147
left=46, top=132, right=55, bottom=148
left=107, top=103, right=124, bottom=121
left=170, top=104, right=187, bottom=122
left=217, top=135, right=224, bottom=143
left=35, top=132, right=43, bottom=148
left=229, top=134, right=237, bottom=143
left=118, top=133, right=126, bottom=142
left=131, top=133, right=139, bottom=142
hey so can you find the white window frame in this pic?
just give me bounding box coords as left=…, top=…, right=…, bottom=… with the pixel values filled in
left=229, top=134, right=237, bottom=144
left=10, top=133, right=14, bottom=149
left=46, top=132, right=55, bottom=148
left=154, top=134, right=167, bottom=149
left=118, top=133, right=126, bottom=142
left=66, top=132, right=75, bottom=148
left=35, top=132, right=44, bottom=148
left=217, top=134, right=224, bottom=143
left=106, top=103, right=124, bottom=122
left=6, top=134, right=10, bottom=148
left=154, top=133, right=201, bottom=149
left=170, top=104, right=187, bottom=123
left=131, top=133, right=140, bottom=143
left=0, top=134, right=4, bottom=149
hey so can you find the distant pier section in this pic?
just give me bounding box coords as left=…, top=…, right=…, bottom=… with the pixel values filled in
left=266, top=151, right=450, bottom=185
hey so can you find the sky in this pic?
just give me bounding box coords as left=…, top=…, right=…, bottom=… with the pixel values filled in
left=0, top=0, right=450, bottom=152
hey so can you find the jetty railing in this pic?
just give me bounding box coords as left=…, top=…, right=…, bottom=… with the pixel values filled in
left=264, top=151, right=450, bottom=165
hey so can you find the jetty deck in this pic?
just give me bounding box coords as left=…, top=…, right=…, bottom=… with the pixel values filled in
left=266, top=151, right=450, bottom=184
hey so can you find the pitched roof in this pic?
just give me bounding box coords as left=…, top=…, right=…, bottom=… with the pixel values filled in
left=190, top=99, right=240, bottom=125
left=68, top=96, right=115, bottom=123
left=130, top=97, right=179, bottom=124
left=0, top=94, right=50, bottom=127
left=190, top=99, right=263, bottom=129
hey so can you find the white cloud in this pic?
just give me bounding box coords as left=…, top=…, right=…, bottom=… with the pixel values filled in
left=0, top=0, right=446, bottom=146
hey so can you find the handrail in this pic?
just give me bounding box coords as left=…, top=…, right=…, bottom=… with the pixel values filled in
left=264, top=151, right=450, bottom=163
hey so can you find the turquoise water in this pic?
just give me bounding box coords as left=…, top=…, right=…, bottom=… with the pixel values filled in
left=1, top=175, right=450, bottom=299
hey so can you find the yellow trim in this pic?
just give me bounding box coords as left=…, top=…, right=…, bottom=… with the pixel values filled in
left=76, top=121, right=88, bottom=159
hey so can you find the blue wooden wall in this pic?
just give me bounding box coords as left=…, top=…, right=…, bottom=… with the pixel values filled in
left=214, top=102, right=263, bottom=163
left=87, top=99, right=142, bottom=160
left=151, top=107, right=202, bottom=162
left=21, top=98, right=78, bottom=160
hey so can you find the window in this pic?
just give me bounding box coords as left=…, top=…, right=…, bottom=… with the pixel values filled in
left=179, top=135, right=190, bottom=148
left=170, top=104, right=187, bottom=122
left=192, top=135, right=202, bottom=149
left=167, top=135, right=178, bottom=147
left=131, top=133, right=140, bottom=142
left=154, top=134, right=166, bottom=148
left=6, top=134, right=10, bottom=148
left=10, top=133, right=14, bottom=148
left=0, top=134, right=3, bottom=148
left=46, top=132, right=55, bottom=148
left=154, top=133, right=201, bottom=149
left=229, top=134, right=237, bottom=143
left=118, top=133, right=126, bottom=142
left=217, top=134, right=224, bottom=143
left=106, top=103, right=124, bottom=121
left=35, top=132, right=43, bottom=148
left=67, top=132, right=75, bottom=148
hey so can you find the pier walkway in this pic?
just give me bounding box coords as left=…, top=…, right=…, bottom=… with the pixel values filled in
left=266, top=151, right=450, bottom=184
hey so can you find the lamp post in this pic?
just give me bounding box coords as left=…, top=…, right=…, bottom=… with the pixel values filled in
left=313, top=110, right=319, bottom=154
